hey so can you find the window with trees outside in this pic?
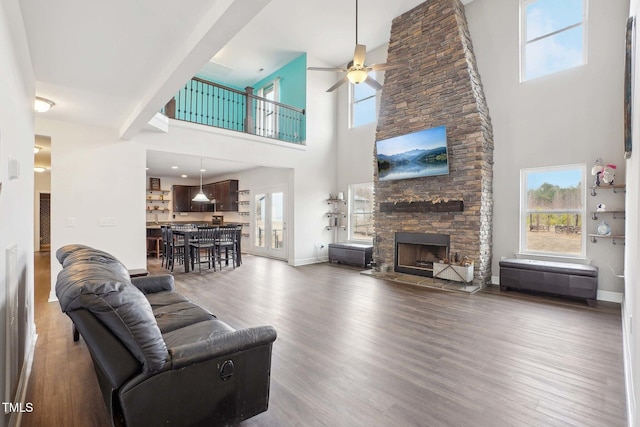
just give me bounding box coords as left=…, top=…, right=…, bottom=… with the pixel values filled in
left=348, top=183, right=374, bottom=242
left=520, top=165, right=586, bottom=257
left=520, top=0, right=586, bottom=81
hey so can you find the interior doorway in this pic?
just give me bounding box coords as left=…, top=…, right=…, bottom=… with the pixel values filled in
left=39, top=193, right=51, bottom=251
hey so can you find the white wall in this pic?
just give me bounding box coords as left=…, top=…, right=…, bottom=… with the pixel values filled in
left=465, top=0, right=629, bottom=298
left=625, top=1, right=639, bottom=423
left=0, top=1, right=35, bottom=426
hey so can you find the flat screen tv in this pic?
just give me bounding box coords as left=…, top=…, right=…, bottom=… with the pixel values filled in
left=376, top=125, right=449, bottom=181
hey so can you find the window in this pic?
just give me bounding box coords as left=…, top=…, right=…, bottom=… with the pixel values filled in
left=256, top=79, right=280, bottom=137
left=349, top=75, right=377, bottom=128
left=348, top=183, right=374, bottom=242
left=520, top=165, right=586, bottom=257
left=520, top=0, right=586, bottom=81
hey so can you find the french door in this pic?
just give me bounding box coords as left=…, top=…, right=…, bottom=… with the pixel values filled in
left=254, top=186, right=287, bottom=260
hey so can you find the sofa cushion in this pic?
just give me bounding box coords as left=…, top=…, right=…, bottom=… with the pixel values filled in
left=146, top=291, right=190, bottom=308
left=153, top=301, right=217, bottom=334
left=56, top=261, right=168, bottom=373
left=162, top=319, right=235, bottom=350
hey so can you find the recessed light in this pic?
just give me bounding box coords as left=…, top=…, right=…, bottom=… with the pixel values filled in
left=181, top=174, right=188, bottom=178
left=200, top=168, right=206, bottom=172
left=172, top=166, right=178, bottom=169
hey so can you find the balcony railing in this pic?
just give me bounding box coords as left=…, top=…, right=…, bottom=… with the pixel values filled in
left=162, top=77, right=305, bottom=144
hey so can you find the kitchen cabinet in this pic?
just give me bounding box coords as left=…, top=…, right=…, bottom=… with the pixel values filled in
left=173, top=185, right=191, bottom=212
left=173, top=180, right=238, bottom=212
left=214, top=180, right=239, bottom=212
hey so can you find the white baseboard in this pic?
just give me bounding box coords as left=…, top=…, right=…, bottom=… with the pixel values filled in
left=10, top=332, right=38, bottom=427
left=621, top=299, right=636, bottom=427
left=293, top=256, right=328, bottom=266
left=597, top=290, right=623, bottom=303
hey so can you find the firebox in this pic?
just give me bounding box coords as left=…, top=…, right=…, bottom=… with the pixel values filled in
left=395, top=232, right=450, bottom=277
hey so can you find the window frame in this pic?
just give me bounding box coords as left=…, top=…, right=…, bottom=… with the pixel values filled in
left=256, top=78, right=280, bottom=137
left=347, top=182, right=374, bottom=242
left=349, top=74, right=378, bottom=128
left=519, top=164, right=587, bottom=259
left=520, top=0, right=588, bottom=82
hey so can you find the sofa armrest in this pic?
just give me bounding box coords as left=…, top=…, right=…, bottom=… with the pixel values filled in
left=169, top=326, right=277, bottom=370
left=131, top=274, right=175, bottom=294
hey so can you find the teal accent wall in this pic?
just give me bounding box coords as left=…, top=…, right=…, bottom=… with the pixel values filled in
left=253, top=53, right=307, bottom=111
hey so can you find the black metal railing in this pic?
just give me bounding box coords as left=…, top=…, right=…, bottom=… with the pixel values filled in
left=163, top=77, right=305, bottom=144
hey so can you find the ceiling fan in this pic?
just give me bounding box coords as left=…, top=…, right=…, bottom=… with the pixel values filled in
left=308, top=0, right=395, bottom=92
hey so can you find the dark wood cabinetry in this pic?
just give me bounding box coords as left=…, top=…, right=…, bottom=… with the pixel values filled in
left=173, top=180, right=238, bottom=212
left=173, top=185, right=191, bottom=212
left=215, top=180, right=238, bottom=211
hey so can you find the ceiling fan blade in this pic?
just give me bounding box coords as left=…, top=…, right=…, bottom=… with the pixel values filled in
left=369, top=63, right=398, bottom=71
left=353, top=44, right=366, bottom=67
left=308, top=66, right=348, bottom=72
left=327, top=75, right=349, bottom=92
left=364, top=76, right=383, bottom=91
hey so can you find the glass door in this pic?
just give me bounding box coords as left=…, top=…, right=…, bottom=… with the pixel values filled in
left=254, top=186, right=287, bottom=259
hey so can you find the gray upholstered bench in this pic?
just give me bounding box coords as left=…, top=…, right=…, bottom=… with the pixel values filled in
left=499, top=258, right=598, bottom=306
left=328, top=243, right=373, bottom=268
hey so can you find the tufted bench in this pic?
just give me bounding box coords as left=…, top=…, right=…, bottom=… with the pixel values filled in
left=499, top=258, right=598, bottom=306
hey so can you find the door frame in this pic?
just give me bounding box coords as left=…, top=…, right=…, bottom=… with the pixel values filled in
left=252, top=185, right=288, bottom=260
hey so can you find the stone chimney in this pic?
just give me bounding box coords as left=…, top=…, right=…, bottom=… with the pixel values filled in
left=373, top=0, right=494, bottom=286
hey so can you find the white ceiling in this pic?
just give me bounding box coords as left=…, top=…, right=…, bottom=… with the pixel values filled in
left=21, top=0, right=474, bottom=177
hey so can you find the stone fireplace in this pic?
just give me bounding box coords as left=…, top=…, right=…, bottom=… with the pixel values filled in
left=395, top=232, right=450, bottom=277
left=373, top=0, right=494, bottom=287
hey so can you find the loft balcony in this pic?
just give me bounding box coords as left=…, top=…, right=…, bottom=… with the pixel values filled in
left=162, top=77, right=306, bottom=144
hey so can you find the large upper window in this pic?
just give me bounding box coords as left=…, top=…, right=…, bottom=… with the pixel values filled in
left=348, top=183, right=374, bottom=242
left=349, top=76, right=377, bottom=128
left=520, top=0, right=587, bottom=81
left=520, top=165, right=586, bottom=257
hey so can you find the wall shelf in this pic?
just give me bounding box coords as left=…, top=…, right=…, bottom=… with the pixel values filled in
left=590, top=210, right=625, bottom=220
left=590, top=184, right=625, bottom=196
left=588, top=234, right=625, bottom=244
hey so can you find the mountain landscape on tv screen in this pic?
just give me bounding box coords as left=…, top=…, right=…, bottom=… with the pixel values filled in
left=377, top=146, right=448, bottom=181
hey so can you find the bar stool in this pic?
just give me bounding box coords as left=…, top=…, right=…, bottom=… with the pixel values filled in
left=147, top=236, right=162, bottom=258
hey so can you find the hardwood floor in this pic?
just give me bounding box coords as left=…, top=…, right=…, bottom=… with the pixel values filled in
left=23, top=252, right=627, bottom=426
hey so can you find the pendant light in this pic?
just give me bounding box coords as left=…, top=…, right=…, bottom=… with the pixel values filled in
left=192, top=158, right=210, bottom=202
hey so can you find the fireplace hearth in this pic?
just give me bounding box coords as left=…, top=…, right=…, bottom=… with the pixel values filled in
left=395, top=232, right=450, bottom=278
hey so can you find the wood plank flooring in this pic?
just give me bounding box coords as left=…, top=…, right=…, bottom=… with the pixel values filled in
left=23, top=252, right=627, bottom=426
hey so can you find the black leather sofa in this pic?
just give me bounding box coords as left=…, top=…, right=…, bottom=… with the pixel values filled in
left=55, top=244, right=277, bottom=426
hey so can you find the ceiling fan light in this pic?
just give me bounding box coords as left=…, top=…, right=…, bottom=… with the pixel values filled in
left=347, top=69, right=368, bottom=84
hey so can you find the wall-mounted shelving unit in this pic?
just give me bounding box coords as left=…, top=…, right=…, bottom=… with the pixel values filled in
left=237, top=189, right=251, bottom=238
left=326, top=198, right=346, bottom=231
left=146, top=189, right=171, bottom=213
left=589, top=184, right=625, bottom=245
